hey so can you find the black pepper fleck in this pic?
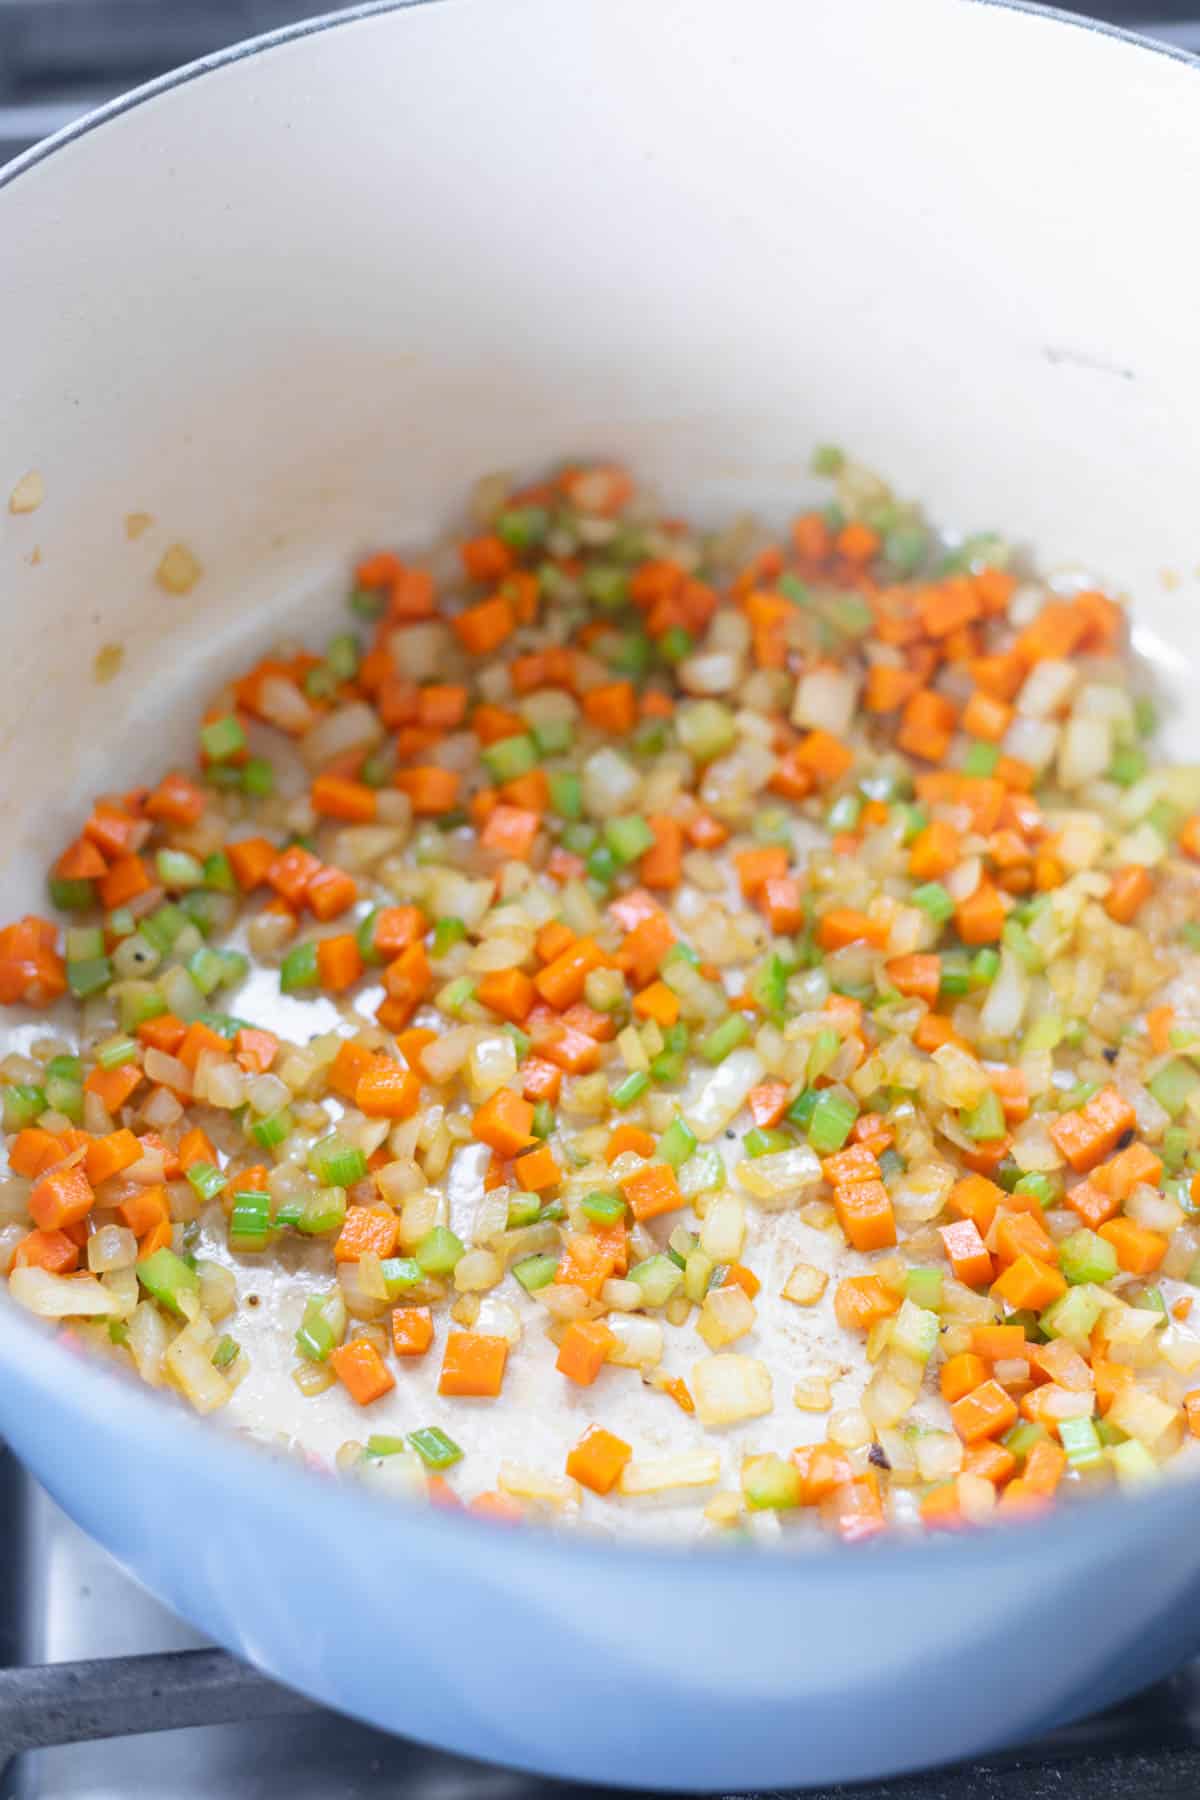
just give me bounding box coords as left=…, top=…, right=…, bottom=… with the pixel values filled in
left=1103, top=1047, right=1118, bottom=1064
left=1115, top=1127, right=1135, bottom=1151
left=868, top=1443, right=891, bottom=1470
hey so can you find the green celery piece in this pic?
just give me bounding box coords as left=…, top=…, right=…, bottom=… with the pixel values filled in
left=611, top=1070, right=650, bottom=1109
left=628, top=1254, right=683, bottom=1306
left=910, top=882, right=954, bottom=925
left=904, top=1267, right=943, bottom=1310
left=700, top=1015, right=750, bottom=1065
left=200, top=715, right=246, bottom=762
left=581, top=1190, right=627, bottom=1224
left=512, top=1252, right=558, bottom=1291
left=481, top=734, right=538, bottom=783
left=48, top=877, right=94, bottom=911
left=137, top=1248, right=199, bottom=1317
left=307, top=1136, right=367, bottom=1187
left=1148, top=1059, right=1200, bottom=1119
left=960, top=1088, right=1006, bottom=1142
left=414, top=1226, right=464, bottom=1275
left=408, top=1427, right=463, bottom=1470
left=807, top=1090, right=858, bottom=1154
left=229, top=1191, right=272, bottom=1251
left=602, top=815, right=655, bottom=866
left=381, top=1257, right=423, bottom=1297
left=744, top=1127, right=792, bottom=1158
left=297, top=1186, right=347, bottom=1236
left=280, top=942, right=320, bottom=993
left=658, top=1117, right=698, bottom=1169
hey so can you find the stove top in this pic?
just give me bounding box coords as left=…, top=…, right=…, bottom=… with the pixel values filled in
left=3, top=2, right=1200, bottom=1793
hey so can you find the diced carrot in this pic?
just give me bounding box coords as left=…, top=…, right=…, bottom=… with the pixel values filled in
left=514, top=1143, right=561, bottom=1192
left=98, top=854, right=151, bottom=911
left=554, top=1231, right=621, bottom=1297
left=794, top=729, right=854, bottom=785
left=460, top=534, right=513, bottom=583
left=476, top=968, right=536, bottom=1024
left=964, top=1440, right=1018, bottom=1486
left=833, top=1179, right=896, bottom=1252
left=531, top=1018, right=602, bottom=1074
left=393, top=767, right=461, bottom=816
left=885, top=953, right=941, bottom=1005
left=793, top=1444, right=855, bottom=1506
left=990, top=1253, right=1067, bottom=1312
left=311, top=774, right=378, bottom=822
left=438, top=1331, right=508, bottom=1398
left=381, top=941, right=432, bottom=1024
left=863, top=664, right=920, bottom=713
left=328, top=1039, right=379, bottom=1102
left=83, top=803, right=148, bottom=859
left=1014, top=599, right=1086, bottom=665
left=499, top=769, right=550, bottom=814
left=29, top=1162, right=94, bottom=1233
left=850, top=1112, right=893, bottom=1156
left=714, top=1263, right=758, bottom=1303
left=748, top=1080, right=790, bottom=1130
left=521, top=1056, right=562, bottom=1104
left=534, top=936, right=604, bottom=1010
left=908, top=820, right=961, bottom=881
left=556, top=1319, right=616, bottom=1387
left=232, top=1027, right=278, bottom=1076
left=606, top=1124, right=656, bottom=1163
left=453, top=595, right=515, bottom=656
left=480, top=804, right=540, bottom=859
left=566, top=1425, right=632, bottom=1495
left=226, top=837, right=278, bottom=891
left=334, top=1202, right=400, bottom=1264
left=265, top=844, right=322, bottom=909
left=582, top=681, right=638, bottom=735
left=615, top=910, right=676, bottom=987
left=331, top=1338, right=396, bottom=1405
left=833, top=1276, right=900, bottom=1332
left=177, top=1020, right=231, bottom=1072
left=913, top=1014, right=969, bottom=1055
left=355, top=1060, right=420, bottom=1120
left=535, top=920, right=576, bottom=965
left=941, top=1351, right=989, bottom=1404
left=54, top=838, right=108, bottom=881
left=685, top=810, right=729, bottom=850
left=1095, top=1141, right=1163, bottom=1202
left=734, top=845, right=789, bottom=899
left=117, top=1184, right=170, bottom=1239
left=896, top=690, right=958, bottom=763
left=992, top=1209, right=1057, bottom=1268
left=177, top=1127, right=218, bottom=1172
left=958, top=1216, right=1015, bottom=1277
left=316, top=934, right=363, bottom=993
left=835, top=521, right=879, bottom=565
left=8, top=1129, right=68, bottom=1178
left=955, top=881, right=1006, bottom=946
left=1026, top=1339, right=1093, bottom=1391
left=632, top=981, right=679, bottom=1028
left=85, top=1128, right=143, bottom=1186
left=391, top=1307, right=434, bottom=1356
left=1049, top=1086, right=1137, bottom=1174
left=1021, top=1438, right=1067, bottom=1498
left=305, top=865, right=357, bottom=922
left=368, top=907, right=425, bottom=958
left=1104, top=864, right=1153, bottom=925
left=919, top=1485, right=965, bottom=1532
left=950, top=1379, right=1019, bottom=1444
left=962, top=689, right=1014, bottom=743
left=13, top=1228, right=79, bottom=1273
left=621, top=1162, right=683, bottom=1223
left=821, top=1144, right=880, bottom=1187
left=939, top=1219, right=994, bottom=1288
left=817, top=909, right=890, bottom=952
left=82, top=1063, right=143, bottom=1113
left=1098, top=1216, right=1168, bottom=1276
left=473, top=1090, right=536, bottom=1157
left=144, top=771, right=206, bottom=825
left=969, top=652, right=1026, bottom=703
left=759, top=875, right=805, bottom=935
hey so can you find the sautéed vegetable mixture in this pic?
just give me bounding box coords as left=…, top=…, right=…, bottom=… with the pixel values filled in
left=2, top=452, right=1200, bottom=1540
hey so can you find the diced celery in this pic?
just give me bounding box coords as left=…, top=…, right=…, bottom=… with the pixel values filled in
left=380, top=1257, right=423, bottom=1297
left=549, top=771, right=583, bottom=819
left=611, top=1070, right=650, bottom=1109
left=242, top=757, right=275, bottom=798
left=96, top=1035, right=138, bottom=1070
left=140, top=904, right=187, bottom=953
left=1058, top=1229, right=1118, bottom=1286
left=970, top=947, right=1000, bottom=988
left=960, top=1089, right=1006, bottom=1143
left=532, top=716, right=573, bottom=757
left=432, top=917, right=467, bottom=957
left=157, top=848, right=204, bottom=890
left=408, top=1427, right=463, bottom=1471
left=251, top=1108, right=293, bottom=1151
left=582, top=1190, right=626, bottom=1224
left=675, top=699, right=736, bottom=763
left=962, top=741, right=999, bottom=778
left=2, top=1084, right=45, bottom=1130
left=67, top=956, right=111, bottom=999
left=307, top=1136, right=367, bottom=1187
left=280, top=942, right=320, bottom=994
left=186, top=1161, right=227, bottom=1204
left=203, top=852, right=236, bottom=893
left=603, top=815, right=655, bottom=866
left=742, top=1453, right=802, bottom=1511
left=807, top=1026, right=840, bottom=1083
left=1107, top=745, right=1147, bottom=787
left=662, top=1116, right=698, bottom=1173
left=904, top=1267, right=943, bottom=1310
left=137, top=1248, right=199, bottom=1316
left=48, top=877, right=94, bottom=911
left=414, top=1226, right=464, bottom=1275
left=496, top=505, right=550, bottom=550
left=229, top=1191, right=272, bottom=1251
left=1059, top=1415, right=1104, bottom=1471
left=786, top=1087, right=819, bottom=1128
left=1109, top=1438, right=1158, bottom=1487
left=700, top=1014, right=750, bottom=1065
left=200, top=715, right=246, bottom=762
left=807, top=1090, right=858, bottom=1154
left=297, top=1186, right=347, bottom=1236
left=1013, top=1172, right=1056, bottom=1208
left=890, top=1299, right=939, bottom=1363
left=1001, top=1420, right=1048, bottom=1465
left=744, top=1127, right=792, bottom=1159
left=513, top=1252, right=558, bottom=1291
left=296, top=1290, right=346, bottom=1362
left=1148, top=1059, right=1200, bottom=1119
left=939, top=951, right=971, bottom=998
left=1040, top=1284, right=1105, bottom=1345
left=910, top=882, right=954, bottom=925
left=481, top=734, right=539, bottom=783
left=628, top=1254, right=683, bottom=1306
